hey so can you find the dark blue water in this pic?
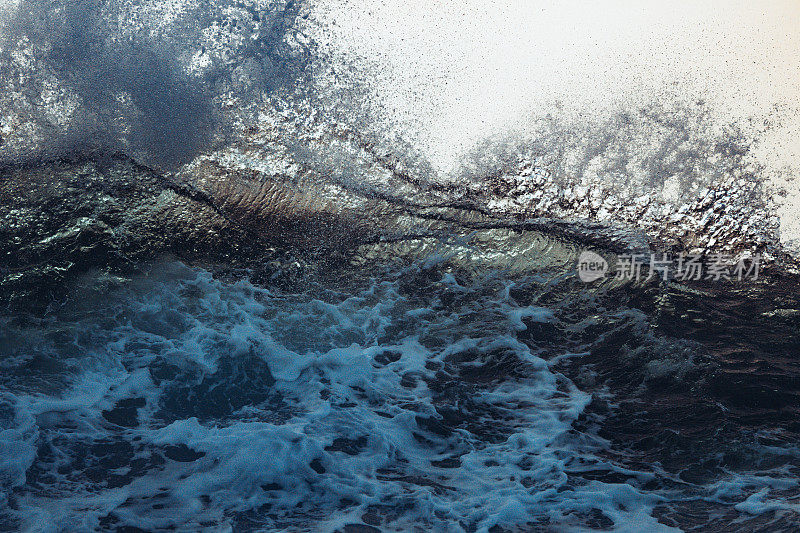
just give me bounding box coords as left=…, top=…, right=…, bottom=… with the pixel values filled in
left=1, top=256, right=799, bottom=532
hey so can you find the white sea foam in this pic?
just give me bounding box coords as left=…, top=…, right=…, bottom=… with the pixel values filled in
left=0, top=262, right=797, bottom=531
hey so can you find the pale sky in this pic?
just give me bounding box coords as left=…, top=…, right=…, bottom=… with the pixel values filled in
left=312, top=0, right=800, bottom=174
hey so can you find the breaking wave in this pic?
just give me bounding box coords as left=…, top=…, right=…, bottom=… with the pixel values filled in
left=2, top=1, right=800, bottom=531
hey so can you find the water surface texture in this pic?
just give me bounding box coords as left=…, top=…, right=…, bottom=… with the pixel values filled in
left=2, top=255, right=800, bottom=531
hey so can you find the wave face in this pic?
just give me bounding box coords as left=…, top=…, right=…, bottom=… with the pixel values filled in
left=2, top=0, right=798, bottom=259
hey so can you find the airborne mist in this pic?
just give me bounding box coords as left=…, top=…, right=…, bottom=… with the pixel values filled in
left=0, top=0, right=310, bottom=170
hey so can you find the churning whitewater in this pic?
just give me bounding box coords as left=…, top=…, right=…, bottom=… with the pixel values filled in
left=2, top=257, right=800, bottom=531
